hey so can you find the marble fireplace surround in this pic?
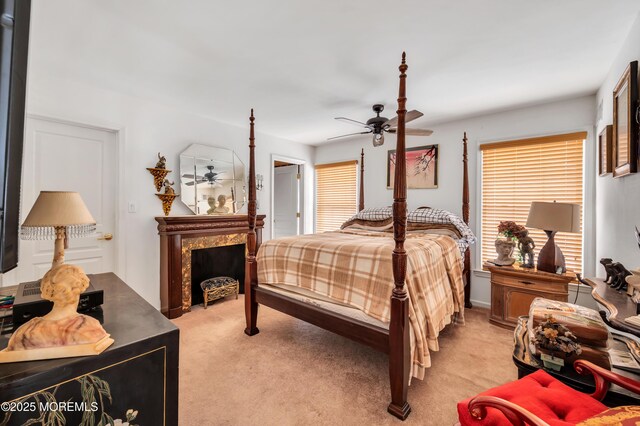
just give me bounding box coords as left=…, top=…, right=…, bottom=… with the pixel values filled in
left=156, top=215, right=265, bottom=319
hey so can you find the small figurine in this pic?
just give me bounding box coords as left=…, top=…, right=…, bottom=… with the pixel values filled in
left=163, top=179, right=175, bottom=195
left=610, top=262, right=632, bottom=291
left=515, top=229, right=535, bottom=268
left=600, top=258, right=615, bottom=285
left=155, top=152, right=167, bottom=169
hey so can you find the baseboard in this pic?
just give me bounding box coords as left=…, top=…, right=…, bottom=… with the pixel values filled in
left=469, top=299, right=490, bottom=309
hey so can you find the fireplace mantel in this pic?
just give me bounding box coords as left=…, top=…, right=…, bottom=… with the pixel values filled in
left=156, top=214, right=265, bottom=319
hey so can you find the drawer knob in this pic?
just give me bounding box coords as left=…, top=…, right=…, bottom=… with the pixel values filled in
left=519, top=280, right=534, bottom=285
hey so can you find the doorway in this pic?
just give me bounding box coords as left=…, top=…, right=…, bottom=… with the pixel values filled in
left=271, top=155, right=305, bottom=239
left=14, top=116, right=118, bottom=283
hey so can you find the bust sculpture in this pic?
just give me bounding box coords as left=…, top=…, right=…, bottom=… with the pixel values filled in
left=212, top=194, right=230, bottom=214
left=494, top=239, right=516, bottom=266
left=2, top=264, right=113, bottom=361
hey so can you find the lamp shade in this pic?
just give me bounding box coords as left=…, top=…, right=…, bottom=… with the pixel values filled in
left=525, top=201, right=580, bottom=233
left=21, top=191, right=96, bottom=240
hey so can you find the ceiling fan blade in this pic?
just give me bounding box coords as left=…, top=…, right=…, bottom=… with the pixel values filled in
left=386, top=128, right=433, bottom=136
left=383, top=110, right=424, bottom=128
left=327, top=130, right=372, bottom=141
left=334, top=117, right=369, bottom=128
left=181, top=174, right=204, bottom=179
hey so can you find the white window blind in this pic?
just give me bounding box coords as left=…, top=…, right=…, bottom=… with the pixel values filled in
left=480, top=132, right=585, bottom=273
left=315, top=160, right=358, bottom=233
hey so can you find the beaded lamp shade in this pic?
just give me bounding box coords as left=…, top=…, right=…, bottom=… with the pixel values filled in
left=20, top=191, right=96, bottom=240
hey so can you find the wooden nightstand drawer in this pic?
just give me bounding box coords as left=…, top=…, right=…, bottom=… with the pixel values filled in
left=485, top=263, right=573, bottom=329
left=491, top=272, right=568, bottom=294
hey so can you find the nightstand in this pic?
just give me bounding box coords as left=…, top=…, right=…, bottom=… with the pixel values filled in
left=485, top=263, right=573, bottom=329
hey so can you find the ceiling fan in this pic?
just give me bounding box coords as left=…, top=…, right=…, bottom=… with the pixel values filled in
left=328, top=104, right=433, bottom=147
left=182, top=165, right=226, bottom=186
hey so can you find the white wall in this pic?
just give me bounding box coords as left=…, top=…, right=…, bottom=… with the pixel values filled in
left=3, top=77, right=314, bottom=309
left=316, top=95, right=597, bottom=307
left=16, top=74, right=314, bottom=307
left=595, top=13, right=640, bottom=270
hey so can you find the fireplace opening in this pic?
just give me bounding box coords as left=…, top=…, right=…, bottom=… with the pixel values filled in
left=190, top=244, right=246, bottom=306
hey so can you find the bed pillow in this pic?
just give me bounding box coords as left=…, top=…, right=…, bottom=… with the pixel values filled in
left=406, top=223, right=463, bottom=239
left=341, top=218, right=393, bottom=231
left=341, top=207, right=393, bottom=229
left=407, top=207, right=476, bottom=245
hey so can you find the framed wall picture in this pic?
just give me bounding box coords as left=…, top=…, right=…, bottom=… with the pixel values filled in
left=387, top=144, right=438, bottom=189
left=599, top=125, right=613, bottom=176
left=612, top=60, right=638, bottom=178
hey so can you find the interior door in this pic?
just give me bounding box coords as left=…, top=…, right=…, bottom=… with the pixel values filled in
left=273, top=164, right=299, bottom=238
left=16, top=117, right=117, bottom=282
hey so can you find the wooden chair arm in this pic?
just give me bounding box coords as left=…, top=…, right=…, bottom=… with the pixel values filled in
left=574, top=359, right=640, bottom=401
left=468, top=396, right=550, bottom=426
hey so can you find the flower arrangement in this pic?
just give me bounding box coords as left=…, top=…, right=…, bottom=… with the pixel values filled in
left=497, top=221, right=526, bottom=240
left=532, top=315, right=582, bottom=357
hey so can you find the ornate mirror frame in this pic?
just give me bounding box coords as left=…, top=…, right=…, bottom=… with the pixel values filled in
left=612, top=60, right=638, bottom=178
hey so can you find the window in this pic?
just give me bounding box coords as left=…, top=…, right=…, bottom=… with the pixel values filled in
left=480, top=132, right=585, bottom=272
left=315, top=160, right=358, bottom=232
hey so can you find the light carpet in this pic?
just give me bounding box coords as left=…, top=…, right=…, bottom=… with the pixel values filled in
left=173, top=296, right=516, bottom=426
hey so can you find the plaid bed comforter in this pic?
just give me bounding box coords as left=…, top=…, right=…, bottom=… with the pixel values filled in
left=257, top=228, right=465, bottom=379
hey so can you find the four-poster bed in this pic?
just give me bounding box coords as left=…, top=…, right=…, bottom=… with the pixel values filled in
left=243, top=53, right=473, bottom=420
left=355, top=133, right=473, bottom=307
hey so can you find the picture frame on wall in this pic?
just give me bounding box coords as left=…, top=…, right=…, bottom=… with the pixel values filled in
left=387, top=145, right=438, bottom=189
left=612, top=60, right=638, bottom=178
left=599, top=125, right=613, bottom=176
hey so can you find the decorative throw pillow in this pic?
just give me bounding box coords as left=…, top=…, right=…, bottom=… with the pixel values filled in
left=577, top=406, right=640, bottom=425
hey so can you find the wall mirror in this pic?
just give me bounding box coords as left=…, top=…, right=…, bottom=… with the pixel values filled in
left=179, top=144, right=246, bottom=215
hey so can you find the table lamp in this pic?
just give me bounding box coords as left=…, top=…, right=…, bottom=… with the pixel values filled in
left=20, top=191, right=97, bottom=268
left=526, top=201, right=580, bottom=273
left=0, top=191, right=114, bottom=363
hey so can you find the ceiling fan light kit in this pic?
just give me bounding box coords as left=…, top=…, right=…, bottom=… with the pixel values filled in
left=330, top=104, right=432, bottom=146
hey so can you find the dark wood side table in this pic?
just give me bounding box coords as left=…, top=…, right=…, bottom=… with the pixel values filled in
left=513, top=317, right=640, bottom=406
left=0, top=273, right=179, bottom=426
left=486, top=263, right=572, bottom=329
left=582, top=277, right=640, bottom=338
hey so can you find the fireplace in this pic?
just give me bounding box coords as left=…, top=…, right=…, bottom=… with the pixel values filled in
left=156, top=214, right=265, bottom=319
left=190, top=243, right=246, bottom=306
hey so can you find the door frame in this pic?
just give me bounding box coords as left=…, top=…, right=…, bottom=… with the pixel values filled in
left=270, top=154, right=305, bottom=240
left=24, top=114, right=126, bottom=280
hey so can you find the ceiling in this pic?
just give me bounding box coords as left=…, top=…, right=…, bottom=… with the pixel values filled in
left=30, top=0, right=640, bottom=145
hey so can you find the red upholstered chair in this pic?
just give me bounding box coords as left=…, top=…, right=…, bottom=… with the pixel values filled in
left=457, top=360, right=640, bottom=426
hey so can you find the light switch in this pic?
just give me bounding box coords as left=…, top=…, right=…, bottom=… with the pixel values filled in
left=128, top=202, right=137, bottom=213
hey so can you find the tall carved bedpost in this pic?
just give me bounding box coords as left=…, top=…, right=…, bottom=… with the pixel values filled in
left=244, top=109, right=259, bottom=336
left=359, top=148, right=365, bottom=212
left=462, top=132, right=472, bottom=309
left=388, top=52, right=411, bottom=420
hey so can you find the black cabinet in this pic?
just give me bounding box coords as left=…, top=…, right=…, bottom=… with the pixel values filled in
left=0, top=273, right=179, bottom=425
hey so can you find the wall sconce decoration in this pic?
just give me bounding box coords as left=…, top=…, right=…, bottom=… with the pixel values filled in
left=256, top=174, right=264, bottom=191
left=148, top=153, right=178, bottom=216
left=156, top=179, right=179, bottom=216
left=147, top=152, right=171, bottom=192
